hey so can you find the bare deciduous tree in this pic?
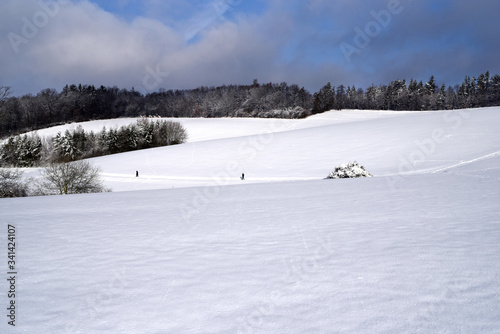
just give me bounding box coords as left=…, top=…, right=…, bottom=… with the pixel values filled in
left=0, top=168, right=29, bottom=198
left=0, top=86, right=11, bottom=102
left=36, top=161, right=108, bottom=195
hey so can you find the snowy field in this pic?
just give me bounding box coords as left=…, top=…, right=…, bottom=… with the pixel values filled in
left=1, top=108, right=500, bottom=333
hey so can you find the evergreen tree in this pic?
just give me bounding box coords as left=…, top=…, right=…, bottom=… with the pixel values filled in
left=425, top=75, right=437, bottom=95
left=436, top=84, right=447, bottom=110
left=312, top=82, right=335, bottom=113
left=336, top=85, right=346, bottom=110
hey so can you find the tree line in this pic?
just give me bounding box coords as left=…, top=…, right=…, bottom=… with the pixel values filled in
left=311, top=72, right=500, bottom=113
left=1, top=71, right=500, bottom=138
left=0, top=81, right=311, bottom=138
left=0, top=118, right=187, bottom=167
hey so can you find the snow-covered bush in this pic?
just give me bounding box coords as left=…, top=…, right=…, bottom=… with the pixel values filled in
left=327, top=161, right=372, bottom=179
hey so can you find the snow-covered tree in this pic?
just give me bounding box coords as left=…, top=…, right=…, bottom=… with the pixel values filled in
left=312, top=82, right=335, bottom=113
left=137, top=118, right=154, bottom=148
left=425, top=75, right=437, bottom=95
left=53, top=130, right=77, bottom=161
left=0, top=134, right=42, bottom=167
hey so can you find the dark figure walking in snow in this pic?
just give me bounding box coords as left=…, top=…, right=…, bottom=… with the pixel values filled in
left=241, top=173, right=245, bottom=180
left=136, top=171, right=139, bottom=177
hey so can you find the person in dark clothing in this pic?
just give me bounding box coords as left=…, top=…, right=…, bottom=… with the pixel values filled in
left=136, top=171, right=139, bottom=177
left=241, top=173, right=245, bottom=180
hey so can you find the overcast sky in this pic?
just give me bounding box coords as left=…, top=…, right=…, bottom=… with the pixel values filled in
left=1, top=0, right=499, bottom=96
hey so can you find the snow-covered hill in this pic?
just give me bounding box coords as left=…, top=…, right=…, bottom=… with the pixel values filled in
left=91, top=108, right=499, bottom=191
left=1, top=108, right=500, bottom=333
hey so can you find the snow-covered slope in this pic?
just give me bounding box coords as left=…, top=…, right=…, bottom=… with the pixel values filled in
left=1, top=108, right=500, bottom=333
left=87, top=108, right=499, bottom=192
left=26, top=109, right=427, bottom=143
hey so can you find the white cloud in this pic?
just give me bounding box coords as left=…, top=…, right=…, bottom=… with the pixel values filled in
left=1, top=1, right=184, bottom=92
left=0, top=0, right=290, bottom=94
left=1, top=0, right=499, bottom=96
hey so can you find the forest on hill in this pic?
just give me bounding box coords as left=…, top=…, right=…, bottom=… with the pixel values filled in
left=1, top=71, right=499, bottom=138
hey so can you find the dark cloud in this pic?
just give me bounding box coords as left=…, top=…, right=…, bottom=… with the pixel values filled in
left=0, top=0, right=499, bottom=96
left=332, top=0, right=500, bottom=87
